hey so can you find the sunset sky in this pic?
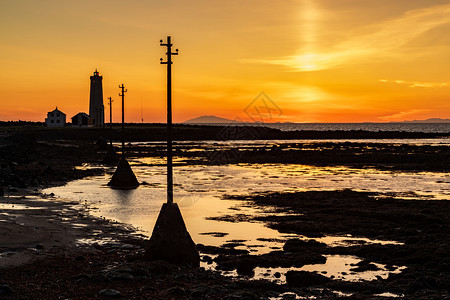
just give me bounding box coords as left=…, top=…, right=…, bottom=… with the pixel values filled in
left=1, top=0, right=450, bottom=123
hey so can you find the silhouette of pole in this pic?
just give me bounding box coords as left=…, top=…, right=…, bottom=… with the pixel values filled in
left=145, top=36, right=198, bottom=266
left=160, top=36, right=178, bottom=205
left=108, top=97, right=113, bottom=129
left=119, top=84, right=127, bottom=157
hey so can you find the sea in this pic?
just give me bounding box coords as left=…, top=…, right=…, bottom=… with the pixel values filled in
left=186, top=122, right=450, bottom=133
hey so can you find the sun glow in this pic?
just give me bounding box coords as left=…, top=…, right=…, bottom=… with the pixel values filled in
left=294, top=54, right=318, bottom=71
left=294, top=0, right=320, bottom=71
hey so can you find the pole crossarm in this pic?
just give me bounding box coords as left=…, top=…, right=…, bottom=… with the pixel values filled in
left=119, top=84, right=127, bottom=97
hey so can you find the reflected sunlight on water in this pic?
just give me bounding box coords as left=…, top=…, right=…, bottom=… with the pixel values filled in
left=43, top=140, right=449, bottom=283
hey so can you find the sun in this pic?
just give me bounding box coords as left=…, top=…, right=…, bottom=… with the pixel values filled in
left=294, top=54, right=319, bottom=71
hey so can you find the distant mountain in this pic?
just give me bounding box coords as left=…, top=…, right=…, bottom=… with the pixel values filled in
left=396, top=118, right=450, bottom=123
left=182, top=115, right=236, bottom=124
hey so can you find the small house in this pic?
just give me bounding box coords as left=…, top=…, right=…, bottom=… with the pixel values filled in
left=71, top=112, right=93, bottom=127
left=45, top=107, right=66, bottom=127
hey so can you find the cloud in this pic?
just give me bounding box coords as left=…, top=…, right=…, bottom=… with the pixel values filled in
left=379, top=79, right=449, bottom=88
left=245, top=3, right=450, bottom=71
left=379, top=109, right=431, bottom=121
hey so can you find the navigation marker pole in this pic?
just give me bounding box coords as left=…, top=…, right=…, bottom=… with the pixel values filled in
left=107, top=84, right=139, bottom=189
left=160, top=36, right=178, bottom=204
left=145, top=36, right=199, bottom=266
left=103, top=96, right=119, bottom=163
left=108, top=96, right=113, bottom=130
left=119, top=84, right=127, bottom=157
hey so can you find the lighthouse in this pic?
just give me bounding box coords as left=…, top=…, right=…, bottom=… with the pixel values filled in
left=89, top=69, right=104, bottom=127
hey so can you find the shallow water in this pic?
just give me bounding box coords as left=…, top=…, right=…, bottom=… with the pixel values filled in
left=0, top=203, right=44, bottom=210
left=43, top=140, right=449, bottom=283
left=197, top=122, right=450, bottom=133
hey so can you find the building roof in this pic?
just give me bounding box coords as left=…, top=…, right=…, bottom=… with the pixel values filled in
left=48, top=107, right=66, bottom=115
left=71, top=112, right=92, bottom=119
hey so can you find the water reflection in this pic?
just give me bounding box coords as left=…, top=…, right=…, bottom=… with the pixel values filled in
left=43, top=141, right=449, bottom=283
left=45, top=159, right=449, bottom=247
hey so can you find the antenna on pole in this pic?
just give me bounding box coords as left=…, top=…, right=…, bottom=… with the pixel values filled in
left=160, top=36, right=178, bottom=205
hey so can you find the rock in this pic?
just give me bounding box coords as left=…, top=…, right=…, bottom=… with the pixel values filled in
left=283, top=239, right=326, bottom=253
left=99, top=289, right=122, bottom=298
left=281, top=293, right=297, bottom=300
left=91, top=274, right=111, bottom=283
left=145, top=203, right=200, bottom=267
left=102, top=266, right=135, bottom=281
left=165, top=286, right=186, bottom=296
left=106, top=271, right=134, bottom=281
left=131, top=268, right=149, bottom=278
left=110, top=266, right=132, bottom=273
left=73, top=274, right=91, bottom=282
left=285, top=271, right=329, bottom=287
left=190, top=285, right=227, bottom=297
left=119, top=244, right=139, bottom=250
left=264, top=291, right=279, bottom=298
left=35, top=244, right=44, bottom=250
left=201, top=255, right=213, bottom=264
left=225, top=291, right=259, bottom=300
left=147, top=260, right=180, bottom=275
left=236, top=259, right=256, bottom=277
left=75, top=277, right=90, bottom=284
left=190, top=286, right=209, bottom=297
left=350, top=260, right=381, bottom=272
left=0, top=284, right=13, bottom=296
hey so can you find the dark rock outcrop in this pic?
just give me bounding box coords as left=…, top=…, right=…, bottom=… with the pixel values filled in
left=285, top=271, right=330, bottom=287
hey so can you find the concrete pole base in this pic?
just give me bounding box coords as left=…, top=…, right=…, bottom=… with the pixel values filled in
left=107, top=157, right=139, bottom=189
left=145, top=203, right=200, bottom=267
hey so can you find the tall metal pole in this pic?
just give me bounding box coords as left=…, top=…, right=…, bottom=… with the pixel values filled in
left=108, top=97, right=113, bottom=130
left=160, top=36, right=178, bottom=205
left=119, top=84, right=127, bottom=157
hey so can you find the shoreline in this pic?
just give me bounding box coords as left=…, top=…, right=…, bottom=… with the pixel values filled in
left=203, top=190, right=449, bottom=298
left=1, top=128, right=449, bottom=298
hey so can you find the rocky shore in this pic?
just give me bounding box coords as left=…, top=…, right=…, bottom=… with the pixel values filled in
left=0, top=192, right=288, bottom=299
left=1, top=126, right=449, bottom=299
left=206, top=190, right=449, bottom=299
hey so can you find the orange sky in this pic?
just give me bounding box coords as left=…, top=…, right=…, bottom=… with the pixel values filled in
left=1, top=0, right=450, bottom=123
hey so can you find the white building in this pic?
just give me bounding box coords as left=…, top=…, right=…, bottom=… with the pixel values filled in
left=45, top=107, right=66, bottom=127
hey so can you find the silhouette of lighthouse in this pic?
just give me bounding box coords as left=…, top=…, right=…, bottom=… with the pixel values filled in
left=89, top=69, right=104, bottom=127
